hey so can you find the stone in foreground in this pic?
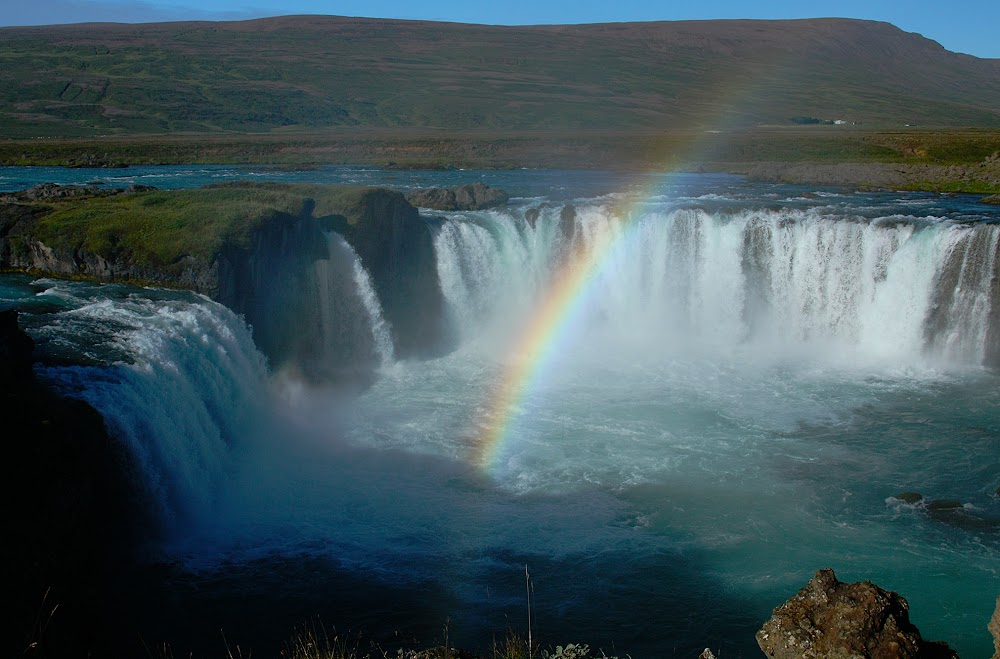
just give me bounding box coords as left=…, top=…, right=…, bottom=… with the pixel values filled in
left=990, top=595, right=999, bottom=659
left=757, top=568, right=957, bottom=658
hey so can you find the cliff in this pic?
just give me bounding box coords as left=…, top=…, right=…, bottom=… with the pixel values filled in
left=0, top=182, right=450, bottom=362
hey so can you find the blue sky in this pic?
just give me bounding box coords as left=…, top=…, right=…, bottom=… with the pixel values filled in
left=3, top=0, right=999, bottom=59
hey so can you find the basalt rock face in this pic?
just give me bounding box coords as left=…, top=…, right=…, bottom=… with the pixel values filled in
left=405, top=182, right=509, bottom=211
left=325, top=187, right=450, bottom=358
left=1, top=184, right=451, bottom=362
left=757, top=569, right=957, bottom=659
left=0, top=195, right=223, bottom=294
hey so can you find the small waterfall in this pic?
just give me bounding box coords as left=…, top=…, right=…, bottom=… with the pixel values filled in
left=344, top=235, right=395, bottom=366
left=262, top=230, right=394, bottom=382
left=433, top=204, right=1000, bottom=367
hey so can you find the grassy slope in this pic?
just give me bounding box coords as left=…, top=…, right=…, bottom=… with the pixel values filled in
left=28, top=183, right=376, bottom=267
left=1, top=16, right=999, bottom=138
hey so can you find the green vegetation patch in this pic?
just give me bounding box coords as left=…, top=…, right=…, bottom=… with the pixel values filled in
left=32, top=183, right=379, bottom=267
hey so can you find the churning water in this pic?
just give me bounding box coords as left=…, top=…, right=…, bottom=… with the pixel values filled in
left=3, top=170, right=998, bottom=657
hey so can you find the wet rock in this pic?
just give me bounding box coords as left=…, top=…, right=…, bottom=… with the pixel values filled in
left=525, top=206, right=541, bottom=227
left=927, top=499, right=962, bottom=511
left=990, top=595, right=999, bottom=659
left=894, top=491, right=924, bottom=504
left=756, top=568, right=957, bottom=658
left=559, top=204, right=576, bottom=242
left=0, top=182, right=156, bottom=203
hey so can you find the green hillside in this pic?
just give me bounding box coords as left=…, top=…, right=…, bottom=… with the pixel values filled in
left=1, top=15, right=999, bottom=138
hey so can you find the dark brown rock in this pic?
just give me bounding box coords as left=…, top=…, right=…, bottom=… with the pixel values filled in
left=990, top=595, right=999, bottom=659
left=525, top=206, right=541, bottom=227
left=756, top=568, right=957, bottom=658
left=405, top=182, right=508, bottom=210
left=560, top=204, right=577, bottom=242
left=894, top=491, right=924, bottom=504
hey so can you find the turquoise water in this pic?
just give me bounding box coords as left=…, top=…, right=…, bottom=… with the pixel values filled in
left=2, top=167, right=998, bottom=656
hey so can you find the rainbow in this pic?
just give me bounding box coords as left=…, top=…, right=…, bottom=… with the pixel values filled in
left=469, top=174, right=676, bottom=472
left=467, top=47, right=797, bottom=473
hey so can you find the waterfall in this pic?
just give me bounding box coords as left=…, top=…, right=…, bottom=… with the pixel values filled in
left=434, top=205, right=1000, bottom=367
left=310, top=232, right=394, bottom=374
left=41, top=294, right=272, bottom=538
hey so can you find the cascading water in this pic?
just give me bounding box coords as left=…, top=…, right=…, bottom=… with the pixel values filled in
left=5, top=172, right=999, bottom=658
left=434, top=204, right=999, bottom=367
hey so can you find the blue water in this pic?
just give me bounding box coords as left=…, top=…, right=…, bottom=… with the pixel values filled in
left=2, top=167, right=998, bottom=657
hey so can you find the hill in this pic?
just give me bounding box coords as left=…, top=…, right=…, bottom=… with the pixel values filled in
left=1, top=15, right=999, bottom=137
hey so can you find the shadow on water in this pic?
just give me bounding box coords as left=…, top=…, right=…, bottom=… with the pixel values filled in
left=109, top=531, right=767, bottom=658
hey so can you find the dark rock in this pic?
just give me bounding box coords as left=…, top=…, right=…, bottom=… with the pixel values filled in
left=406, top=186, right=457, bottom=210
left=525, top=206, right=541, bottom=227
left=405, top=182, right=508, bottom=210
left=982, top=194, right=1000, bottom=205
left=454, top=182, right=508, bottom=209
left=559, top=204, right=577, bottom=242
left=324, top=188, right=451, bottom=358
left=698, top=649, right=717, bottom=659
left=894, top=491, right=924, bottom=504
left=0, top=182, right=156, bottom=204
left=990, top=596, right=999, bottom=659
left=927, top=499, right=963, bottom=511
left=925, top=500, right=999, bottom=531
left=2, top=310, right=144, bottom=657
left=756, top=568, right=957, bottom=659
left=0, top=308, right=35, bottom=383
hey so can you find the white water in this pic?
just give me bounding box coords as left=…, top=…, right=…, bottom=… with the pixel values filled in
left=433, top=204, right=999, bottom=368
left=14, top=191, right=1000, bottom=656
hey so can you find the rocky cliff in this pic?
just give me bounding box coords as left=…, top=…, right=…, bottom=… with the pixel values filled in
left=0, top=182, right=450, bottom=363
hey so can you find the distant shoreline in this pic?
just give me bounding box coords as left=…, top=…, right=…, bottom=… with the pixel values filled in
left=1, top=129, right=999, bottom=194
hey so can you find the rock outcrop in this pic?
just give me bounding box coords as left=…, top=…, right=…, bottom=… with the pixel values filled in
left=756, top=568, right=957, bottom=658
left=990, top=595, right=1000, bottom=659
left=405, top=182, right=509, bottom=211
left=324, top=187, right=451, bottom=358
left=1, top=183, right=451, bottom=362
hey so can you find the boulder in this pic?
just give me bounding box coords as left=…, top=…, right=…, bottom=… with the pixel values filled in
left=894, top=491, right=924, bottom=504
left=405, top=182, right=508, bottom=210
left=525, top=206, right=541, bottom=227
left=990, top=595, right=999, bottom=659
left=756, top=568, right=957, bottom=658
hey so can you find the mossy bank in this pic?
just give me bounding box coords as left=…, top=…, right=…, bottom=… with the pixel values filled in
left=0, top=182, right=448, bottom=360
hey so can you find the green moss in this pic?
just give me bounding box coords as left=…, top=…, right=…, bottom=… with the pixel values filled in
left=32, top=183, right=383, bottom=268
left=897, top=180, right=1000, bottom=194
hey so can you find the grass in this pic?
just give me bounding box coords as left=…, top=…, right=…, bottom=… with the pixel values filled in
left=24, top=183, right=381, bottom=268
left=0, top=17, right=999, bottom=137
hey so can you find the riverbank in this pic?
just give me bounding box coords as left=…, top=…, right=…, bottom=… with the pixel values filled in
left=2, top=128, right=1000, bottom=193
